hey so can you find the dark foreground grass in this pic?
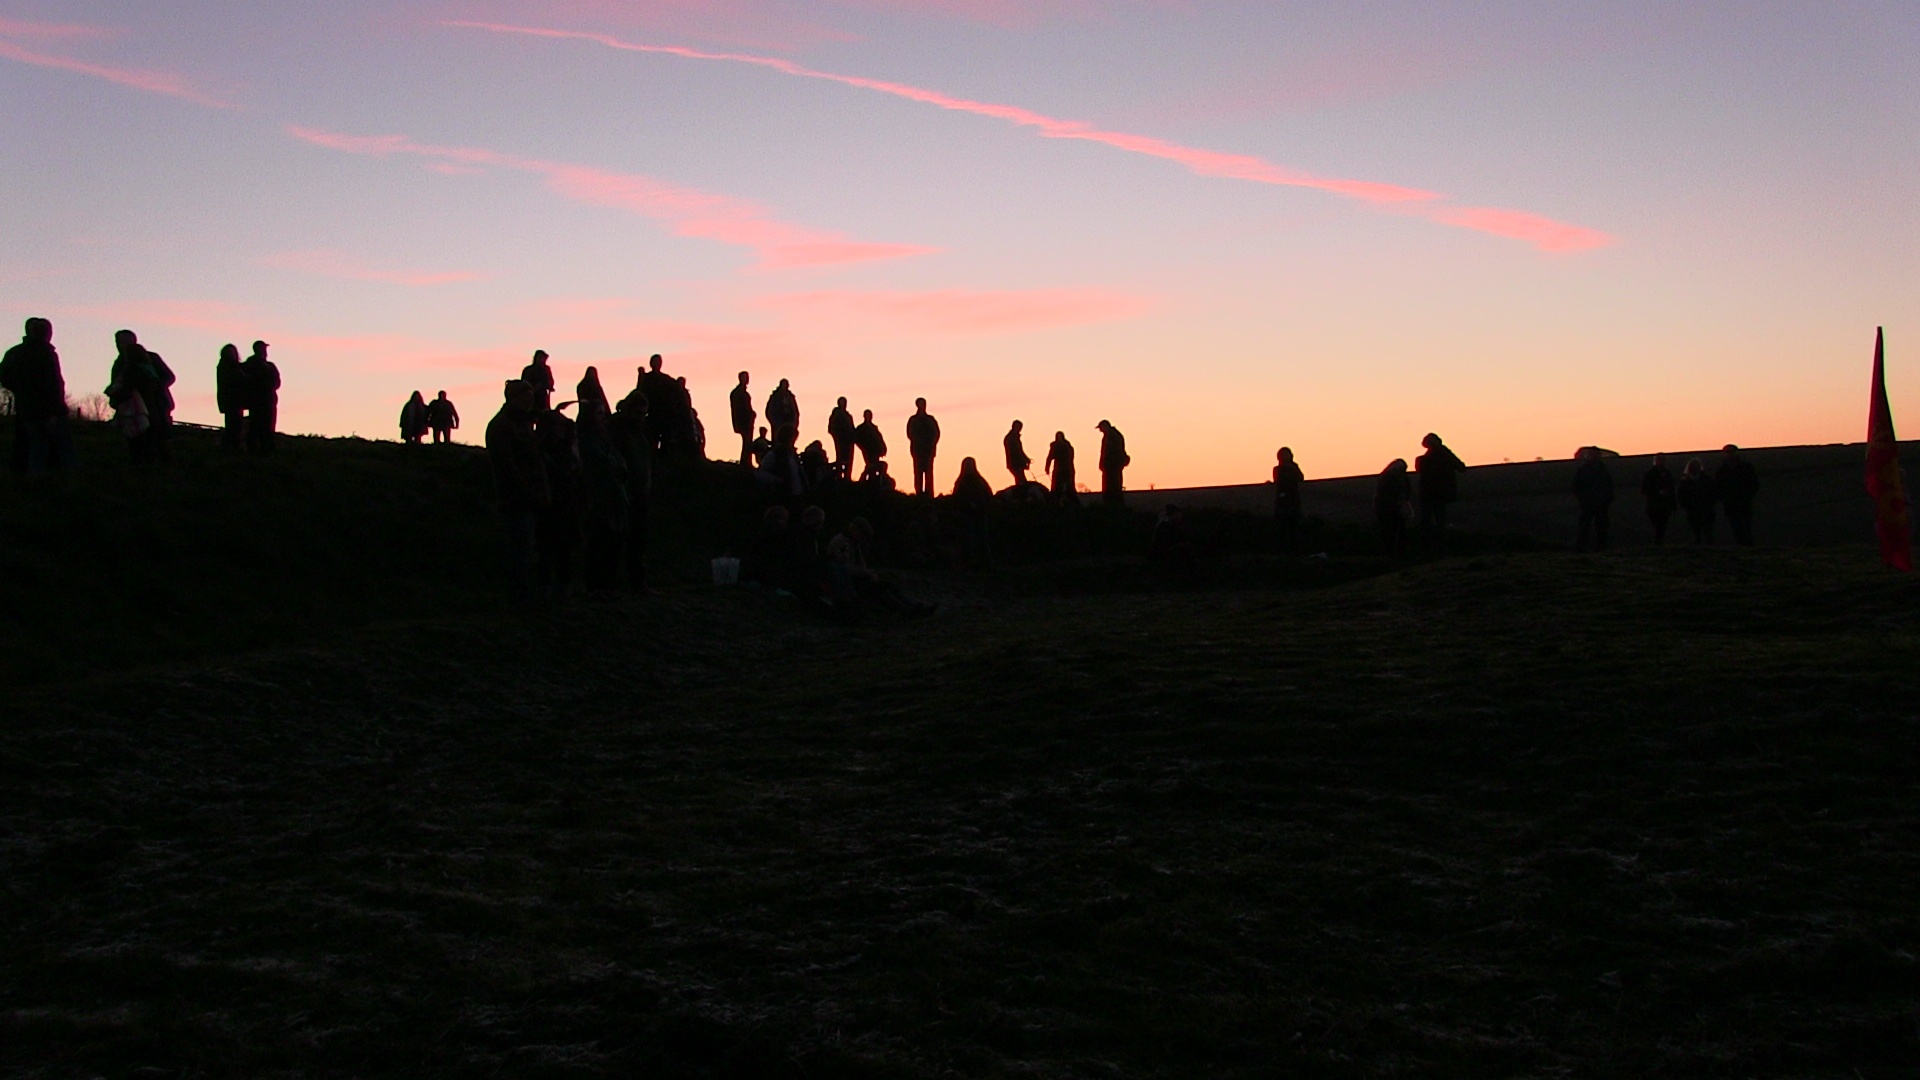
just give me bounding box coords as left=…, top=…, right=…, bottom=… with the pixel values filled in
left=4, top=547, right=1919, bottom=1077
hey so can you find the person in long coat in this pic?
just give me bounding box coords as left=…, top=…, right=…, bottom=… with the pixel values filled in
left=1045, top=431, right=1076, bottom=504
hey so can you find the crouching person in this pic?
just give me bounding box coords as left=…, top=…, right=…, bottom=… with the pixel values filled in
left=825, top=517, right=933, bottom=619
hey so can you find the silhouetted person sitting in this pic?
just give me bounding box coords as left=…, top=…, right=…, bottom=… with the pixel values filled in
left=611, top=383, right=652, bottom=590
left=756, top=425, right=803, bottom=498
left=1, top=317, right=74, bottom=476
left=1046, top=430, right=1076, bottom=504
left=215, top=343, right=245, bottom=451
left=765, top=377, right=799, bottom=446
left=1272, top=446, right=1304, bottom=555
left=801, top=439, right=833, bottom=489
left=1150, top=504, right=1197, bottom=574
left=1716, top=444, right=1758, bottom=546
left=242, top=340, right=279, bottom=455
left=535, top=403, right=583, bottom=599
left=827, top=517, right=932, bottom=619
left=855, top=408, right=887, bottom=480
left=1677, top=458, right=1716, bottom=544
left=906, top=398, right=940, bottom=496
left=426, top=391, right=460, bottom=444
left=786, top=505, right=830, bottom=602
left=521, top=349, right=555, bottom=409
left=577, top=366, right=611, bottom=423
left=1641, top=453, right=1676, bottom=545
left=1572, top=446, right=1615, bottom=551
left=1004, top=420, right=1031, bottom=489
left=1415, top=432, right=1464, bottom=554
left=866, top=458, right=897, bottom=493
left=730, top=371, right=756, bottom=465
left=486, top=380, right=549, bottom=595
left=400, top=391, right=429, bottom=445
left=1376, top=458, right=1412, bottom=557
left=828, top=397, right=856, bottom=478
left=749, top=425, right=772, bottom=467
left=108, top=330, right=176, bottom=463
left=1096, top=420, right=1128, bottom=505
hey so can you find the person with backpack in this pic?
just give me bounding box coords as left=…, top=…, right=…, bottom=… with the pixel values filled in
left=107, top=330, right=175, bottom=463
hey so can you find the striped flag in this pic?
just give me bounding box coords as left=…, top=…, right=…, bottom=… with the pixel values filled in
left=1866, top=327, right=1910, bottom=570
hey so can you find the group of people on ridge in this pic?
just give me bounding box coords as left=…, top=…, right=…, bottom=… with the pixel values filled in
left=398, top=390, right=461, bottom=445
left=1574, top=444, right=1760, bottom=549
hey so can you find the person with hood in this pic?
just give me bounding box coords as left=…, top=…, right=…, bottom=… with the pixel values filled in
left=108, top=329, right=176, bottom=463
left=764, top=377, right=799, bottom=446
left=854, top=408, right=887, bottom=481
left=427, top=391, right=460, bottom=444
left=950, top=455, right=994, bottom=565
left=1414, top=432, right=1465, bottom=553
left=1046, top=431, right=1077, bottom=504
left=906, top=398, right=941, bottom=496
left=1572, top=446, right=1615, bottom=551
left=1096, top=420, right=1128, bottom=505
left=485, top=380, right=549, bottom=595
left=1375, top=458, right=1413, bottom=558
left=1272, top=446, right=1305, bottom=555
left=576, top=366, right=611, bottom=424
left=800, top=439, right=833, bottom=490
left=215, top=343, right=246, bottom=451
left=1677, top=458, right=1717, bottom=544
left=729, top=371, right=756, bottom=465
left=1003, top=420, right=1032, bottom=490
left=828, top=396, right=857, bottom=478
left=1641, top=453, right=1677, bottom=546
left=241, top=340, right=279, bottom=455
left=399, top=391, right=430, bottom=445
left=1, top=317, right=73, bottom=475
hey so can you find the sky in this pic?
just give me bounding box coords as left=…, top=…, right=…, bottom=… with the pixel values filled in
left=1, top=1, right=1916, bottom=488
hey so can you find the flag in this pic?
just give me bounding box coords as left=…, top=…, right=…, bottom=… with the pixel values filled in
left=1866, top=327, right=1911, bottom=570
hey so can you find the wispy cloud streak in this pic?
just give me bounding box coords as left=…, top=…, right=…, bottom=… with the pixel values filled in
left=286, top=125, right=935, bottom=269
left=761, top=288, right=1150, bottom=335
left=0, top=22, right=234, bottom=108
left=447, top=19, right=1615, bottom=251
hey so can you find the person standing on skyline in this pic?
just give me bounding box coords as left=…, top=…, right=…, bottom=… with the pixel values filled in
left=1045, top=430, right=1076, bottom=504
left=520, top=350, right=555, bottom=410
left=906, top=398, right=940, bottom=496
left=1272, top=446, right=1304, bottom=555
left=828, top=397, right=856, bottom=479
left=1004, top=420, right=1032, bottom=490
left=242, top=341, right=279, bottom=455
left=1717, top=444, right=1759, bottom=545
left=729, top=371, right=756, bottom=465
left=1572, top=446, right=1615, bottom=551
left=427, top=391, right=460, bottom=444
left=399, top=391, right=429, bottom=445
left=215, top=343, right=246, bottom=452
left=1414, top=432, right=1464, bottom=553
left=765, top=378, right=799, bottom=446
left=1, top=317, right=73, bottom=476
left=855, top=408, right=887, bottom=481
left=1096, top=420, right=1128, bottom=505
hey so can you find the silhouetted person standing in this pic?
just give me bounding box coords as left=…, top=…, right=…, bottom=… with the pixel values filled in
left=1414, top=432, right=1464, bottom=553
left=855, top=408, right=887, bottom=481
left=750, top=425, right=771, bottom=467
left=765, top=377, right=799, bottom=446
left=1677, top=458, right=1716, bottom=544
left=828, top=397, right=856, bottom=478
left=242, top=340, right=278, bottom=455
left=730, top=371, right=756, bottom=465
left=1572, top=446, right=1615, bottom=551
left=577, top=393, right=630, bottom=594
left=993, top=420, right=1028, bottom=491
left=427, top=391, right=459, bottom=444
left=400, top=391, right=429, bottom=445
left=612, top=380, right=652, bottom=590
left=1, top=317, right=73, bottom=476
left=521, top=350, right=555, bottom=410
left=1641, top=453, right=1676, bottom=545
left=577, top=366, right=611, bottom=424
left=1272, top=446, right=1304, bottom=555
left=109, top=330, right=176, bottom=463
left=1046, top=430, right=1076, bottom=504
left=906, top=398, right=940, bottom=496
left=951, top=456, right=994, bottom=565
left=1096, top=420, right=1128, bottom=505
left=1716, top=444, right=1758, bottom=546
left=215, top=343, right=245, bottom=451
left=536, top=404, right=582, bottom=598
left=486, top=380, right=549, bottom=595
left=640, top=354, right=691, bottom=457
left=1376, top=458, right=1412, bottom=558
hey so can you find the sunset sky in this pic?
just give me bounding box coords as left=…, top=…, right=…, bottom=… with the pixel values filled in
left=2, top=2, right=1916, bottom=488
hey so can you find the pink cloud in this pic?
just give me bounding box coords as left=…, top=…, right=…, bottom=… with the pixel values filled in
left=447, top=20, right=1616, bottom=251
left=0, top=16, right=112, bottom=38
left=262, top=250, right=488, bottom=287
left=1423, top=206, right=1614, bottom=253
left=286, top=124, right=935, bottom=269
left=761, top=288, right=1151, bottom=335
left=0, top=34, right=234, bottom=109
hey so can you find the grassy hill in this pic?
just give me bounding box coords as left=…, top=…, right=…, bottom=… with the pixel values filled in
left=4, top=422, right=1919, bottom=1077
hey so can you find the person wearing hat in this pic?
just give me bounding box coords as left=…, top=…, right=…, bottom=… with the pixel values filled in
left=242, top=340, right=280, bottom=454
left=1096, top=419, right=1128, bottom=506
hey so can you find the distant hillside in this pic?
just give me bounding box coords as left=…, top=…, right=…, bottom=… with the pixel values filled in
left=1129, top=442, right=1919, bottom=548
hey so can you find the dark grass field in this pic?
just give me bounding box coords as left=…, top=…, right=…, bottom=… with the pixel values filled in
left=6, top=547, right=1920, bottom=1077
